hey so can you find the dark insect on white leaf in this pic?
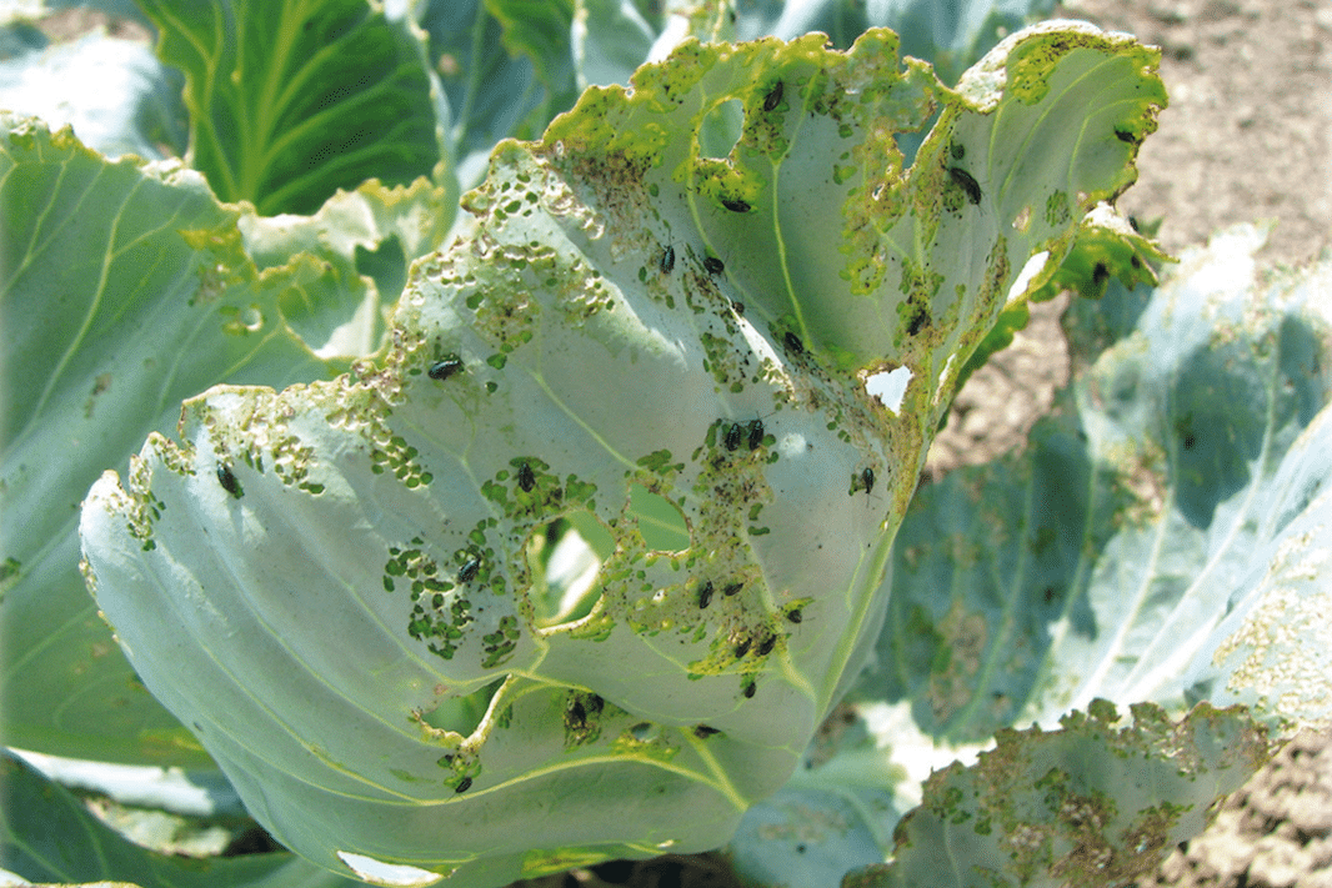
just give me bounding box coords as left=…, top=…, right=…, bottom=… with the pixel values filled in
left=517, top=462, right=535, bottom=492
left=907, top=308, right=927, bottom=336
left=746, top=419, right=764, bottom=451
left=763, top=81, right=783, bottom=112
left=756, top=634, right=776, bottom=657
left=948, top=167, right=981, bottom=205
left=428, top=357, right=464, bottom=380
left=724, top=422, right=743, bottom=451
left=723, top=582, right=742, bottom=597
left=786, top=607, right=803, bottom=623
left=698, top=581, right=714, bottom=609
left=861, top=467, right=875, bottom=495
left=703, top=256, right=725, bottom=275
left=784, top=331, right=804, bottom=355
left=742, top=681, right=757, bottom=699
left=1114, top=128, right=1137, bottom=144
left=722, top=197, right=751, bottom=213
left=458, top=556, right=481, bottom=583
left=216, top=463, right=241, bottom=498
left=660, top=245, right=675, bottom=274
left=734, top=637, right=751, bottom=658
left=694, top=724, right=721, bottom=738
left=455, top=776, right=472, bottom=794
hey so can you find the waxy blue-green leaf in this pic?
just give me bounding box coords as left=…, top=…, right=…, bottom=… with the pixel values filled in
left=725, top=231, right=1332, bottom=887
left=0, top=26, right=186, bottom=161
left=140, top=0, right=448, bottom=216
left=238, top=176, right=457, bottom=358
left=0, top=750, right=360, bottom=888
left=79, top=23, right=1161, bottom=887
left=418, top=0, right=579, bottom=190
left=848, top=701, right=1275, bottom=888
left=859, top=223, right=1332, bottom=744
left=0, top=114, right=346, bottom=764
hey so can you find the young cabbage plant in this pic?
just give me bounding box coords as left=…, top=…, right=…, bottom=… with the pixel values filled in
left=78, top=23, right=1164, bottom=888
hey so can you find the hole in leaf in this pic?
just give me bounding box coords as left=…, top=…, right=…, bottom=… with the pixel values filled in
left=419, top=675, right=505, bottom=736
left=698, top=99, right=744, bottom=160
left=866, top=366, right=912, bottom=414
left=336, top=851, right=443, bottom=887
left=1007, top=250, right=1050, bottom=302
left=628, top=485, right=690, bottom=552
left=354, top=235, right=407, bottom=303
left=530, top=510, right=610, bottom=628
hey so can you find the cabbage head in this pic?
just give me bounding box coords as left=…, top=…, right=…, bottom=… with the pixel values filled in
left=79, top=23, right=1164, bottom=888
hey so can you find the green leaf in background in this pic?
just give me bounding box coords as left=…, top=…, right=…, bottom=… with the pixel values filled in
left=140, top=0, right=447, bottom=215
left=419, top=0, right=579, bottom=190
left=77, top=22, right=1161, bottom=887
left=849, top=701, right=1275, bottom=888
left=238, top=176, right=457, bottom=358
left=574, top=0, right=1062, bottom=97
left=0, top=113, right=352, bottom=765
left=0, top=750, right=360, bottom=888
left=0, top=23, right=187, bottom=161
left=860, top=223, right=1332, bottom=743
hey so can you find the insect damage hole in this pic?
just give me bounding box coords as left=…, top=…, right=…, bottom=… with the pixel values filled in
left=416, top=675, right=505, bottom=736
left=865, top=366, right=912, bottom=414
left=697, top=98, right=744, bottom=161
left=336, top=852, right=441, bottom=888
left=530, top=510, right=611, bottom=629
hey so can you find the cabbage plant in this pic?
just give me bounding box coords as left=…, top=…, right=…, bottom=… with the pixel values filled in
left=7, top=2, right=1332, bottom=888
left=66, top=14, right=1171, bottom=888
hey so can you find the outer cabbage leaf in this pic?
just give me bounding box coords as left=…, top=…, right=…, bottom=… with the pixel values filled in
left=0, top=25, right=186, bottom=161
left=729, top=222, right=1332, bottom=888
left=0, top=114, right=345, bottom=764
left=418, top=0, right=578, bottom=190
left=0, top=751, right=359, bottom=888
left=578, top=0, right=1061, bottom=95
left=862, top=223, right=1332, bottom=741
left=238, top=176, right=457, bottom=359
left=139, top=0, right=448, bottom=216
left=848, top=702, right=1275, bottom=888
left=78, top=23, right=1162, bottom=887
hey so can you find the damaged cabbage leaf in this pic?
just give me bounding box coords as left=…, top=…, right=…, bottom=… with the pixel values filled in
left=867, top=223, right=1332, bottom=743
left=79, top=23, right=1163, bottom=887
left=848, top=701, right=1275, bottom=888
left=730, top=222, right=1332, bottom=888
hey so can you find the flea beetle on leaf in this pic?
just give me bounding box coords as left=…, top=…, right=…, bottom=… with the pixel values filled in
left=746, top=418, right=764, bottom=451
left=428, top=357, right=464, bottom=380
left=948, top=167, right=981, bottom=205
left=724, top=422, right=744, bottom=451
left=216, top=463, right=241, bottom=498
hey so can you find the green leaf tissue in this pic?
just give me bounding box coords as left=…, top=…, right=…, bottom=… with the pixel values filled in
left=78, top=22, right=1165, bottom=888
